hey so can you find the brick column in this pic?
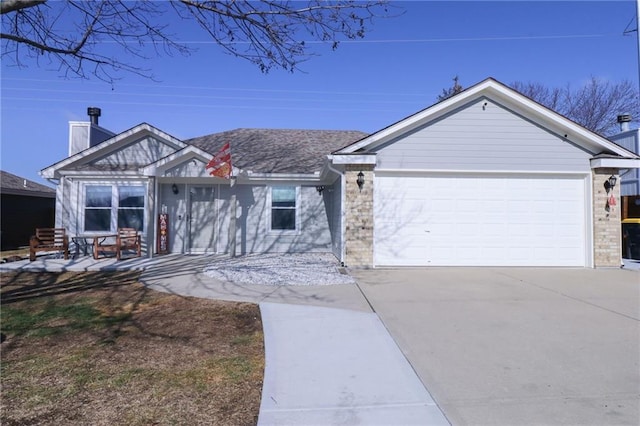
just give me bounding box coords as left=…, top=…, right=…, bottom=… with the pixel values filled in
left=344, top=164, right=374, bottom=267
left=592, top=168, right=622, bottom=267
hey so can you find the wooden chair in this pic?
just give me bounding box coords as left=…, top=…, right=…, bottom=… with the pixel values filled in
left=116, top=228, right=141, bottom=260
left=29, top=228, right=69, bottom=261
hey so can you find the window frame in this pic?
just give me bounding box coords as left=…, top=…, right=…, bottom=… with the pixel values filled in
left=117, top=186, right=145, bottom=231
left=267, top=185, right=300, bottom=234
left=82, top=183, right=146, bottom=234
left=84, top=185, right=112, bottom=232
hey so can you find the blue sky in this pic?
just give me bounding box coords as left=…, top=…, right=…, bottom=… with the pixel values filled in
left=1, top=1, right=638, bottom=186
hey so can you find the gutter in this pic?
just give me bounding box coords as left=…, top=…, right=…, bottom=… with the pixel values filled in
left=243, top=171, right=321, bottom=182
left=590, top=158, right=640, bottom=169
left=0, top=188, right=56, bottom=198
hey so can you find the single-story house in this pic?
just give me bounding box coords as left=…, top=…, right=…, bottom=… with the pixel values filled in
left=1, top=170, right=56, bottom=250
left=40, top=78, right=640, bottom=267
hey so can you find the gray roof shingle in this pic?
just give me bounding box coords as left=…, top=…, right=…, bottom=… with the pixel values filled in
left=185, top=128, right=368, bottom=174
left=0, top=170, right=56, bottom=197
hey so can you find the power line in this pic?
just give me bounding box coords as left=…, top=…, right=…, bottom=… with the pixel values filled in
left=0, top=77, right=431, bottom=98
left=0, top=86, right=428, bottom=105
left=0, top=97, right=406, bottom=113
left=102, top=33, right=615, bottom=44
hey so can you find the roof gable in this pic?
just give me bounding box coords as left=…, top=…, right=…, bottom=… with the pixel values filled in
left=41, top=123, right=187, bottom=178
left=335, top=78, right=638, bottom=160
left=373, top=96, right=595, bottom=172
left=142, top=145, right=240, bottom=178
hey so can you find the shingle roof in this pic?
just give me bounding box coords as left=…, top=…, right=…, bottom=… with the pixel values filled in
left=185, top=128, right=368, bottom=174
left=0, top=170, right=56, bottom=197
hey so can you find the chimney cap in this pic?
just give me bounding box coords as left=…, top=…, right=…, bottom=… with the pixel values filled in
left=617, top=114, right=632, bottom=123
left=87, top=107, right=101, bottom=125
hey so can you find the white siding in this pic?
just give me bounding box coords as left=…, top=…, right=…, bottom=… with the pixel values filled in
left=55, top=178, right=69, bottom=229
left=158, top=183, right=333, bottom=255
left=217, top=185, right=232, bottom=253
left=163, top=158, right=211, bottom=178
left=92, top=136, right=178, bottom=167
left=234, top=185, right=332, bottom=255
left=69, top=123, right=90, bottom=156
left=376, top=98, right=593, bottom=172
left=69, top=122, right=115, bottom=156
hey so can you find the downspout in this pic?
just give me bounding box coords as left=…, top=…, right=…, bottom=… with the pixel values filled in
left=587, top=171, right=595, bottom=268
left=326, top=156, right=346, bottom=266
left=618, top=169, right=633, bottom=178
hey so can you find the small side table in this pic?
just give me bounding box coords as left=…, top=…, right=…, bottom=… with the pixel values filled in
left=92, top=234, right=117, bottom=259
left=71, top=235, right=93, bottom=258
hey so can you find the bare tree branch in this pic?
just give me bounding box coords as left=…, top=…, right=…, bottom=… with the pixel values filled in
left=511, top=81, right=562, bottom=111
left=1, top=0, right=392, bottom=83
left=438, top=77, right=638, bottom=136
left=512, top=77, right=639, bottom=136
left=511, top=77, right=640, bottom=136
left=436, top=75, right=463, bottom=102
left=172, top=0, right=390, bottom=73
left=0, top=0, right=45, bottom=15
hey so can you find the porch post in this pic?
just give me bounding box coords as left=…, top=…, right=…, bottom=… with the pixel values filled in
left=147, top=176, right=155, bottom=258
left=592, top=168, right=622, bottom=267
left=343, top=164, right=374, bottom=267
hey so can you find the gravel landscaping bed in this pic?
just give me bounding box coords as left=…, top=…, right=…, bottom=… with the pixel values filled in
left=202, top=253, right=355, bottom=286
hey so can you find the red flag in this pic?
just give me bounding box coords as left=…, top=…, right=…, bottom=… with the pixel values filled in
left=206, top=142, right=232, bottom=179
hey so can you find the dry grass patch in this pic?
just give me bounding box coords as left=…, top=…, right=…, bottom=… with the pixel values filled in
left=0, top=248, right=29, bottom=263
left=1, top=271, right=264, bottom=425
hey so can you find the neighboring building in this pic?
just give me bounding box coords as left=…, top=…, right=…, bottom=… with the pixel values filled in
left=40, top=78, right=640, bottom=267
left=609, top=114, right=640, bottom=219
left=0, top=170, right=56, bottom=250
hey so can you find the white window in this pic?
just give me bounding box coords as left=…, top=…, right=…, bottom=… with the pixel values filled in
left=84, top=185, right=145, bottom=232
left=84, top=186, right=112, bottom=231
left=270, top=186, right=298, bottom=231
left=117, top=186, right=145, bottom=230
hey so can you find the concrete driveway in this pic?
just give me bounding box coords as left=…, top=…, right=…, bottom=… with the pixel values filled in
left=351, top=268, right=640, bottom=426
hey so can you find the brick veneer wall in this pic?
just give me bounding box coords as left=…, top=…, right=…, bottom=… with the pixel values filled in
left=592, top=168, right=621, bottom=267
left=344, top=164, right=374, bottom=267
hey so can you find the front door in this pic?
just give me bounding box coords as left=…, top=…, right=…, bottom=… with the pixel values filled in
left=188, top=186, right=216, bottom=253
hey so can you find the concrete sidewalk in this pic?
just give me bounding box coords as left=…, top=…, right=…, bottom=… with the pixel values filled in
left=258, top=303, right=448, bottom=425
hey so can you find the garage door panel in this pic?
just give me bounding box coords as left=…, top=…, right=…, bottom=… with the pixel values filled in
left=374, top=175, right=587, bottom=266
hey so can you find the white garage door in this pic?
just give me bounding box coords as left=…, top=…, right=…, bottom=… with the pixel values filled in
left=374, top=174, right=587, bottom=266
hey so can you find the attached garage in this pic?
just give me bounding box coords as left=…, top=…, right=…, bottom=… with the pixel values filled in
left=333, top=78, right=639, bottom=268
left=374, top=173, right=589, bottom=267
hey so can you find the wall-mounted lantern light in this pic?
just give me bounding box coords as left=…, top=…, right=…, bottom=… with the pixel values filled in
left=356, top=171, right=365, bottom=191
left=316, top=185, right=325, bottom=195
left=604, top=175, right=617, bottom=193
left=172, top=183, right=179, bottom=195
